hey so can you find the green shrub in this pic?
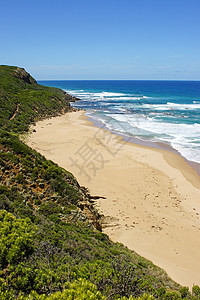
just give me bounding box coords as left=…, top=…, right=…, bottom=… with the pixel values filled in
left=192, top=285, right=200, bottom=298
left=0, top=211, right=36, bottom=267
left=47, top=279, right=106, bottom=300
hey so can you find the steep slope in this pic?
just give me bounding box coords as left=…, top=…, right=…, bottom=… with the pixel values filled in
left=0, top=65, right=197, bottom=299
left=0, top=65, right=73, bottom=133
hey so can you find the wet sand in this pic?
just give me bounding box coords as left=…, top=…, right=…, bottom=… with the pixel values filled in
left=26, top=110, right=200, bottom=288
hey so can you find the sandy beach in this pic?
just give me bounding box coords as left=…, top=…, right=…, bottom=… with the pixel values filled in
left=26, top=110, right=200, bottom=288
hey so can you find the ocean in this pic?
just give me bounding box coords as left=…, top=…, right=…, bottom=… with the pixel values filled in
left=39, top=80, right=200, bottom=164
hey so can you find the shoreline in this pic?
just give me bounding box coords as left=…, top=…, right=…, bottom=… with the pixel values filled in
left=85, top=111, right=200, bottom=179
left=26, top=110, right=200, bottom=288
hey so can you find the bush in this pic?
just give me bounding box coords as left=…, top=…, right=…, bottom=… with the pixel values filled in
left=0, top=211, right=36, bottom=268
left=192, top=285, right=200, bottom=298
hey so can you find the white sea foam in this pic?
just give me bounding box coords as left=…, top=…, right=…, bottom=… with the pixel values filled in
left=166, top=102, right=200, bottom=109
left=100, top=92, right=126, bottom=97
left=67, top=88, right=200, bottom=163
left=65, top=90, right=85, bottom=94
left=93, top=112, right=200, bottom=163
left=85, top=92, right=127, bottom=98
left=108, top=97, right=142, bottom=101
left=139, top=102, right=200, bottom=111
left=66, top=90, right=140, bottom=101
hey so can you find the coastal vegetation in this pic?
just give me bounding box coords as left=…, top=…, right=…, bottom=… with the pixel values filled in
left=0, top=65, right=199, bottom=299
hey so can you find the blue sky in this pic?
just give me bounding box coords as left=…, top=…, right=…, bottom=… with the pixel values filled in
left=1, top=0, right=200, bottom=80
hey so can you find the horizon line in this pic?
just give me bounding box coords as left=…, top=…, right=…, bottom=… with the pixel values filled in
left=37, top=79, right=200, bottom=82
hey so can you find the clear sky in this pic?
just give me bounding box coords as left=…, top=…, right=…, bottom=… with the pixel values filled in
left=1, top=0, right=200, bottom=80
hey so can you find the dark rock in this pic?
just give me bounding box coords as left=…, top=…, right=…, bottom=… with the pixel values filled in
left=14, top=67, right=37, bottom=84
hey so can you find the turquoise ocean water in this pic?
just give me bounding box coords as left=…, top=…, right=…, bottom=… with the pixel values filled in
left=39, top=80, right=200, bottom=164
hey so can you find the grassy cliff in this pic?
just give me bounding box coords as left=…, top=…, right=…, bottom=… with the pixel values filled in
left=0, top=65, right=199, bottom=299
left=0, top=66, right=74, bottom=133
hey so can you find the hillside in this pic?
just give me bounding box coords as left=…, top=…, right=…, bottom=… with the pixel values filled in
left=0, top=66, right=75, bottom=133
left=0, top=65, right=199, bottom=299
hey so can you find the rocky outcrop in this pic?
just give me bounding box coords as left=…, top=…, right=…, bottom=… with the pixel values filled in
left=64, top=92, right=80, bottom=102
left=14, top=67, right=37, bottom=84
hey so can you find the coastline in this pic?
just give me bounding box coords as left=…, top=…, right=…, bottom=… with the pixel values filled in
left=85, top=112, right=200, bottom=180
left=26, top=110, right=200, bottom=288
